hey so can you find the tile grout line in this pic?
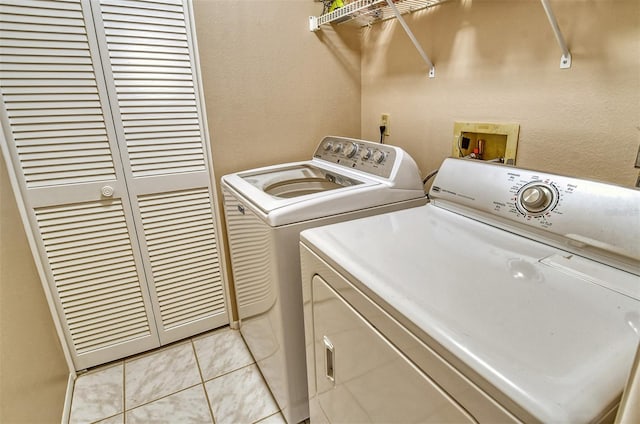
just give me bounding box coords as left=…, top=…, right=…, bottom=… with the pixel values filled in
left=120, top=343, right=203, bottom=415
left=235, top=334, right=283, bottom=422
left=191, top=337, right=217, bottom=424
left=231, top=330, right=283, bottom=423
left=82, top=328, right=266, bottom=423
left=204, top=360, right=257, bottom=382
left=121, top=383, right=206, bottom=415
left=251, top=411, right=281, bottom=424
left=193, top=330, right=257, bottom=383
left=82, top=361, right=124, bottom=424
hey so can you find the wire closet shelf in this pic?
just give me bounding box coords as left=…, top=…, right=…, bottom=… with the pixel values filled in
left=310, top=0, right=447, bottom=30
left=310, top=0, right=572, bottom=74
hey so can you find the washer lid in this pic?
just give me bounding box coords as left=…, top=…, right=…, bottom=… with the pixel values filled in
left=221, top=160, right=379, bottom=217
left=241, top=163, right=363, bottom=198
left=300, top=204, right=640, bottom=423
left=222, top=160, right=425, bottom=227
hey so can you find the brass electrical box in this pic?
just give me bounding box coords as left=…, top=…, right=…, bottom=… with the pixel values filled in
left=452, top=122, right=520, bottom=165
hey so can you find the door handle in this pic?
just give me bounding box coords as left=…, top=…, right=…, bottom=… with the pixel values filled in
left=323, top=336, right=335, bottom=383
left=101, top=185, right=114, bottom=197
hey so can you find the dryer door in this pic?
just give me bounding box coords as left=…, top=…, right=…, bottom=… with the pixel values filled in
left=310, top=275, right=474, bottom=423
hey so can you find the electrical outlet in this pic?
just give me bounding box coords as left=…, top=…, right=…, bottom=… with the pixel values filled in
left=380, top=113, right=390, bottom=136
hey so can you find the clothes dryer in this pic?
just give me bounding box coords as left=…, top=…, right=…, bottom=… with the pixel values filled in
left=301, top=158, right=640, bottom=423
left=221, top=136, right=427, bottom=423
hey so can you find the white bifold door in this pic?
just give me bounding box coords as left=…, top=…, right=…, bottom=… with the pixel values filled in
left=0, top=0, right=229, bottom=370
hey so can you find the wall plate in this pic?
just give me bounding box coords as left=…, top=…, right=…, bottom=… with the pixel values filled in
left=452, top=122, right=520, bottom=165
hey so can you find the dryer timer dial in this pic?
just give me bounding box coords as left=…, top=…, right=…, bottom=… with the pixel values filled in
left=519, top=184, right=554, bottom=214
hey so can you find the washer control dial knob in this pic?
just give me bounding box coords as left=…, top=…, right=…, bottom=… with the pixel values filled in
left=323, top=141, right=333, bottom=151
left=373, top=150, right=386, bottom=164
left=332, top=143, right=343, bottom=153
left=520, top=185, right=553, bottom=213
left=344, top=142, right=358, bottom=158
left=361, top=148, right=373, bottom=160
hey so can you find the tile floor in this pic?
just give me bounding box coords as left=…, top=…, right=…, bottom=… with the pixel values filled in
left=69, top=327, right=285, bottom=424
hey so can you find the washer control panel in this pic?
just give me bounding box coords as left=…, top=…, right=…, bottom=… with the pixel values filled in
left=313, top=136, right=397, bottom=179
left=429, top=158, right=640, bottom=262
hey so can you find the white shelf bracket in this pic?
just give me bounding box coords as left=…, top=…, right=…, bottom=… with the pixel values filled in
left=309, top=16, right=319, bottom=32
left=385, top=0, right=435, bottom=78
left=540, top=0, right=572, bottom=69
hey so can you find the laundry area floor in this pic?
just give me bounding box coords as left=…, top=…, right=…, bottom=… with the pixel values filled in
left=69, top=327, right=285, bottom=424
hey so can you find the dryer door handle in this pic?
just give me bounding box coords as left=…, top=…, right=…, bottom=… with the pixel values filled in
left=323, top=336, right=335, bottom=384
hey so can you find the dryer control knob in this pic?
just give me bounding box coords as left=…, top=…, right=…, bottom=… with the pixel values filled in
left=373, top=150, right=386, bottom=164
left=521, top=185, right=553, bottom=213
left=333, top=143, right=343, bottom=153
left=361, top=148, right=373, bottom=160
left=344, top=142, right=358, bottom=158
left=323, top=141, right=333, bottom=151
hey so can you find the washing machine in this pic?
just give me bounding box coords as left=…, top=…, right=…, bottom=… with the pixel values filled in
left=221, top=136, right=428, bottom=423
left=300, top=158, right=640, bottom=423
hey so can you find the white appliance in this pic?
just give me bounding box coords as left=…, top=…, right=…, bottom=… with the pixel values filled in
left=221, top=136, right=428, bottom=423
left=301, top=158, right=640, bottom=423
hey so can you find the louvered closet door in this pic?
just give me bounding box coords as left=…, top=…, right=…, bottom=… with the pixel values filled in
left=0, top=0, right=160, bottom=369
left=91, top=0, right=228, bottom=344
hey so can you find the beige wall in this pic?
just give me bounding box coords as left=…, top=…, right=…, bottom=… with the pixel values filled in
left=0, top=154, right=68, bottom=423
left=361, top=0, right=640, bottom=187
left=193, top=0, right=361, bottom=316
left=193, top=0, right=361, bottom=179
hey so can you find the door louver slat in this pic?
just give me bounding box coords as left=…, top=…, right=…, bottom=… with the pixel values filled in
left=99, top=0, right=205, bottom=177
left=152, top=264, right=218, bottom=282
left=0, top=3, right=117, bottom=188
left=139, top=188, right=225, bottom=330
left=157, top=274, right=221, bottom=295
left=59, top=273, right=139, bottom=295
left=34, top=199, right=151, bottom=355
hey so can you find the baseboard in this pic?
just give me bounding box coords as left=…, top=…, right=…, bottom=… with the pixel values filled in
left=61, top=373, right=75, bottom=424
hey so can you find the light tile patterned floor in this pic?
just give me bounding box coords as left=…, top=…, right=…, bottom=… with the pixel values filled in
left=69, top=327, right=285, bottom=424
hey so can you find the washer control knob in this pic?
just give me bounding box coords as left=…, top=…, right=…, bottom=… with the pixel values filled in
left=323, top=141, right=333, bottom=151
left=344, top=142, right=358, bottom=158
left=521, top=185, right=553, bottom=213
left=332, top=143, right=343, bottom=153
left=373, top=150, right=386, bottom=164
left=361, top=148, right=373, bottom=160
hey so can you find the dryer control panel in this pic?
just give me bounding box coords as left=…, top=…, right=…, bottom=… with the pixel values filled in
left=313, top=136, right=398, bottom=179
left=429, top=158, right=640, bottom=264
